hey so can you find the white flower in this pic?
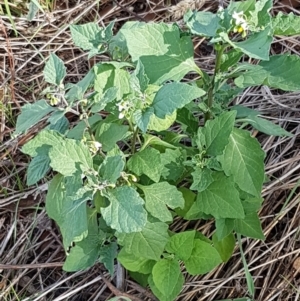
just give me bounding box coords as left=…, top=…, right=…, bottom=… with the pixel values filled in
left=232, top=11, right=249, bottom=36
left=117, top=100, right=132, bottom=119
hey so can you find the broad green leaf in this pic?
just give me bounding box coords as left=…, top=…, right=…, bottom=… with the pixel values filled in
left=63, top=208, right=100, bottom=271
left=27, top=0, right=41, bottom=21
left=161, top=149, right=185, bottom=182
left=67, top=114, right=102, bottom=140
left=190, top=167, right=214, bottom=192
left=118, top=248, right=155, bottom=273
left=48, top=115, right=69, bottom=134
left=219, top=27, right=272, bottom=61
left=127, top=147, right=162, bottom=183
left=119, top=22, right=197, bottom=84
left=70, top=23, right=100, bottom=50
left=148, top=110, right=177, bottom=132
left=108, top=297, right=132, bottom=301
left=129, top=271, right=149, bottom=287
left=259, top=54, right=300, bottom=91
left=230, top=105, right=260, bottom=118
left=240, top=115, right=292, bottom=137
left=176, top=107, right=199, bottom=134
left=242, top=197, right=263, bottom=214
left=117, top=222, right=169, bottom=261
left=184, top=239, right=222, bottom=275
left=152, top=259, right=184, bottom=298
left=165, top=230, right=195, bottom=261
left=14, top=100, right=55, bottom=135
left=94, top=63, right=131, bottom=100
left=91, top=87, right=118, bottom=113
left=273, top=12, right=300, bottom=36
left=95, top=122, right=129, bottom=152
left=235, top=54, right=300, bottom=91
left=102, top=186, right=147, bottom=233
left=215, top=218, right=235, bottom=241
left=212, top=233, right=235, bottom=263
left=175, top=187, right=196, bottom=217
left=132, top=60, right=149, bottom=92
left=184, top=10, right=221, bottom=37
left=218, top=128, right=265, bottom=198
left=187, top=173, right=244, bottom=219
left=227, top=0, right=255, bottom=15
left=99, top=155, right=124, bottom=184
left=99, top=242, right=118, bottom=276
left=133, top=107, right=154, bottom=133
left=46, top=174, right=89, bottom=251
left=27, top=154, right=50, bottom=186
left=197, top=111, right=236, bottom=156
left=152, top=83, right=205, bottom=119
left=43, top=53, right=66, bottom=85
left=65, top=69, right=95, bottom=102
left=234, top=212, right=265, bottom=240
left=22, top=130, right=93, bottom=176
left=148, top=274, right=178, bottom=301
left=220, top=49, right=243, bottom=72
left=140, top=182, right=184, bottom=222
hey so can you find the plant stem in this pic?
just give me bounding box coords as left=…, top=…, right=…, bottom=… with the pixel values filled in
left=131, top=127, right=139, bottom=154
left=204, top=44, right=226, bottom=123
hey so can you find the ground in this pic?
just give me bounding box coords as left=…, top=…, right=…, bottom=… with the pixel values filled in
left=0, top=0, right=300, bottom=300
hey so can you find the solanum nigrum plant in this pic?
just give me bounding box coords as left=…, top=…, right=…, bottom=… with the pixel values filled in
left=15, top=0, right=299, bottom=300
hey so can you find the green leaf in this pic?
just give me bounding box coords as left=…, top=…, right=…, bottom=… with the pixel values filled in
left=215, top=218, right=235, bottom=241
left=65, top=69, right=95, bottom=102
left=273, top=12, right=300, bottom=36
left=132, top=60, right=149, bottom=92
left=230, top=105, right=260, bottom=118
left=212, top=233, right=235, bottom=263
left=148, top=274, right=177, bottom=301
left=129, top=271, right=149, bottom=287
left=175, top=187, right=196, bottom=217
left=99, top=242, right=118, bottom=276
left=63, top=208, right=100, bottom=271
left=14, top=100, right=55, bottom=135
left=161, top=149, right=185, bottom=182
left=190, top=167, right=214, bottom=192
left=184, top=239, right=222, bottom=275
left=240, top=115, right=292, bottom=137
left=127, top=147, right=163, bottom=183
left=133, top=108, right=154, bottom=133
left=48, top=115, right=69, bottom=134
left=219, top=27, right=272, bottom=61
left=220, top=49, right=243, bottom=72
left=22, top=130, right=93, bottom=176
left=27, top=154, right=50, bottom=186
left=176, top=107, right=199, bottom=134
left=152, top=83, right=205, bottom=119
left=148, top=110, right=177, bottom=132
left=99, top=155, right=125, bottom=184
left=43, top=53, right=66, bottom=85
left=70, top=23, right=100, bottom=50
left=259, top=54, right=300, bottom=91
left=46, top=174, right=89, bottom=251
left=67, top=114, right=102, bottom=140
left=117, top=222, right=169, bottom=261
left=242, top=197, right=263, bottom=214
left=118, top=248, right=155, bottom=273
left=165, top=230, right=195, bottom=261
left=119, top=22, right=197, bottom=84
left=218, top=128, right=265, bottom=198
left=102, top=186, right=147, bottom=233
left=140, top=182, right=184, bottom=222
left=187, top=173, right=244, bottom=219
left=152, top=259, right=184, bottom=298
left=234, top=212, right=265, bottom=240
left=197, top=111, right=236, bottom=156
left=96, top=122, right=129, bottom=152
left=184, top=10, right=221, bottom=37
left=91, top=87, right=118, bottom=113
left=235, top=54, right=300, bottom=91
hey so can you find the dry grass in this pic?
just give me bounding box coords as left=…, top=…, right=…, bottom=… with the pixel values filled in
left=1, top=0, right=300, bottom=300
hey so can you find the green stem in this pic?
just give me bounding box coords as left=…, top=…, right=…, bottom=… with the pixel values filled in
left=204, top=44, right=226, bottom=124
left=131, top=127, right=139, bottom=154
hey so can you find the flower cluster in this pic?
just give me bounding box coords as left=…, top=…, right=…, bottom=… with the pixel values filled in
left=116, top=99, right=133, bottom=119
left=232, top=11, right=249, bottom=37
